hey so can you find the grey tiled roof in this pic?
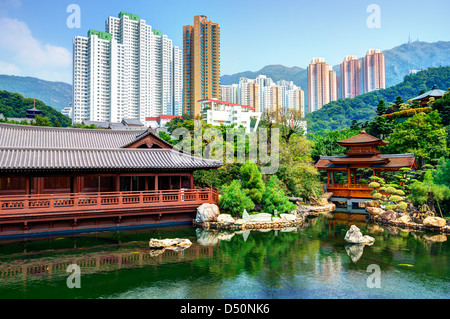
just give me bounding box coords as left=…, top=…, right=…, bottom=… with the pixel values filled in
left=0, top=123, right=222, bottom=171
left=0, top=147, right=222, bottom=171
left=0, top=123, right=146, bottom=149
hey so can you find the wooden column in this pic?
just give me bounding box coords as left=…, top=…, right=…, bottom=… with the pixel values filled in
left=190, top=173, right=194, bottom=189
left=353, top=169, right=356, bottom=185
left=347, top=168, right=351, bottom=186
left=25, top=176, right=31, bottom=195
left=115, top=175, right=120, bottom=192
left=155, top=174, right=159, bottom=191
left=332, top=171, right=335, bottom=187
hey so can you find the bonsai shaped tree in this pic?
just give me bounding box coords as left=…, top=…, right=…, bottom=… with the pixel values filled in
left=368, top=175, right=409, bottom=212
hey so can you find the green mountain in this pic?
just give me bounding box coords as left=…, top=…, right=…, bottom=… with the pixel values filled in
left=220, top=41, right=450, bottom=99
left=0, top=75, right=72, bottom=112
left=305, top=66, right=450, bottom=133
left=0, top=91, right=72, bottom=127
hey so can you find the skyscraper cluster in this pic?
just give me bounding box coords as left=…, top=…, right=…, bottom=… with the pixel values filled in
left=72, top=12, right=182, bottom=124
left=220, top=75, right=304, bottom=116
left=307, top=50, right=385, bottom=113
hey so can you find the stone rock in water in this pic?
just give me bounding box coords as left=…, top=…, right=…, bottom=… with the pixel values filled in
left=196, top=203, right=220, bottom=223
left=249, top=213, right=273, bottom=223
left=344, top=225, right=375, bottom=244
left=149, top=238, right=192, bottom=249
left=423, top=216, right=446, bottom=228
left=280, top=213, right=296, bottom=221
left=217, top=214, right=235, bottom=225
left=397, top=215, right=411, bottom=224
left=366, top=207, right=384, bottom=216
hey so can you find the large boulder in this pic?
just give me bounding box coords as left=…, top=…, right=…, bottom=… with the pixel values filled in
left=249, top=213, right=273, bottom=223
left=380, top=210, right=399, bottom=221
left=149, top=238, right=192, bottom=249
left=344, top=225, right=375, bottom=244
left=423, top=216, right=447, bottom=228
left=397, top=215, right=412, bottom=224
left=217, top=214, right=235, bottom=225
left=367, top=207, right=384, bottom=216
left=195, top=203, right=220, bottom=223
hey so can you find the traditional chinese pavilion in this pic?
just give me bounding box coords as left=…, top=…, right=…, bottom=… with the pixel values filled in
left=410, top=84, right=446, bottom=106
left=315, top=129, right=417, bottom=204
left=0, top=123, right=222, bottom=238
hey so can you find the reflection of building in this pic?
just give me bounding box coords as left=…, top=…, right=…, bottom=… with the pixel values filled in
left=183, top=15, right=221, bottom=117
left=199, top=98, right=261, bottom=133
left=0, top=123, right=221, bottom=238
left=0, top=241, right=216, bottom=285
left=410, top=84, right=447, bottom=106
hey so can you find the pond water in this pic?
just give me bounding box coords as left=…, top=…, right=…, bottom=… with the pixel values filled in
left=0, top=215, right=448, bottom=299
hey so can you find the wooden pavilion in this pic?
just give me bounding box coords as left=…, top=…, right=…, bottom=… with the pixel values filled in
left=315, top=129, right=417, bottom=200
left=0, top=123, right=222, bottom=238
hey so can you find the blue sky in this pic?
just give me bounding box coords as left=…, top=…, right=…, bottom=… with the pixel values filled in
left=0, top=0, right=449, bottom=84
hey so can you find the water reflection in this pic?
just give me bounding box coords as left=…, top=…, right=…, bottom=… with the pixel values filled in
left=0, top=216, right=448, bottom=299
left=345, top=243, right=371, bottom=263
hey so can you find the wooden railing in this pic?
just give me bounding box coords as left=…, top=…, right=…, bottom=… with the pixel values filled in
left=0, top=188, right=219, bottom=215
left=328, top=184, right=372, bottom=189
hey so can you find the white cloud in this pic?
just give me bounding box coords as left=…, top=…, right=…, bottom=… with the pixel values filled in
left=0, top=17, right=72, bottom=83
left=0, top=60, right=20, bottom=75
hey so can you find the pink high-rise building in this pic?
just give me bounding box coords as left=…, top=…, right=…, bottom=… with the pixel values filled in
left=307, top=58, right=338, bottom=113
left=362, top=49, right=385, bottom=93
left=340, top=56, right=361, bottom=99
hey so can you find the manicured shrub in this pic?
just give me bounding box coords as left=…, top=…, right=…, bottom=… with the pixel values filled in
left=219, top=180, right=255, bottom=217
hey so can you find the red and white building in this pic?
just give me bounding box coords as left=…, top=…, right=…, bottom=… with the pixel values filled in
left=198, top=99, right=262, bottom=133
left=145, top=115, right=182, bottom=129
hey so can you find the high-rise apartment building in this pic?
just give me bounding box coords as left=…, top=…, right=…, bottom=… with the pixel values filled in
left=307, top=58, right=338, bottom=113
left=183, top=15, right=220, bottom=117
left=362, top=49, right=385, bottom=93
left=237, top=77, right=259, bottom=110
left=220, top=84, right=238, bottom=104
left=233, top=76, right=304, bottom=115
left=340, top=56, right=361, bottom=99
left=72, top=12, right=182, bottom=124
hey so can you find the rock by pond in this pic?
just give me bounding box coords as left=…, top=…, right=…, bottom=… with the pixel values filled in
left=344, top=225, right=375, bottom=245
left=195, top=203, right=220, bottom=223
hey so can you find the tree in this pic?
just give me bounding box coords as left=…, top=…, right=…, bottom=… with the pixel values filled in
left=386, top=110, right=448, bottom=166
left=365, top=116, right=394, bottom=139
left=219, top=180, right=255, bottom=217
left=431, top=90, right=450, bottom=126
left=376, top=100, right=387, bottom=116
left=278, top=133, right=323, bottom=200
left=262, top=175, right=296, bottom=215
left=240, top=162, right=265, bottom=204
